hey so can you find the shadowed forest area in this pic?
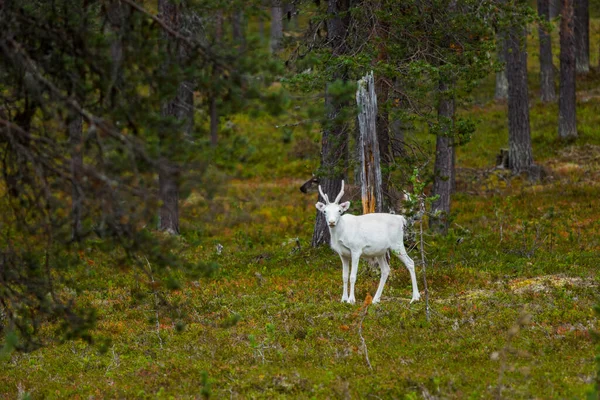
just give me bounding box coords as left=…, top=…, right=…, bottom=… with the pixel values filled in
left=1, top=0, right=600, bottom=398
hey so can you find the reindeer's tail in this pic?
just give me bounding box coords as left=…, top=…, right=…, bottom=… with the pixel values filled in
left=400, top=215, right=408, bottom=229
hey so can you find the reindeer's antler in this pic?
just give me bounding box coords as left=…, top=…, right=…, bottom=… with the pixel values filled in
left=318, top=185, right=330, bottom=204
left=334, top=180, right=345, bottom=204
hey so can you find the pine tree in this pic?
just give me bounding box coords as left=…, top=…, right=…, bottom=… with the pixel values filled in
left=538, top=0, right=556, bottom=102
left=559, top=0, right=578, bottom=139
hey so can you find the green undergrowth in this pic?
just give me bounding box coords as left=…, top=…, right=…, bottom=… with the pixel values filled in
left=3, top=20, right=600, bottom=400
left=2, top=170, right=599, bottom=398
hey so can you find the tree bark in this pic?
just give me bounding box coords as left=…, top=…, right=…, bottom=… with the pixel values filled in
left=505, top=25, right=534, bottom=173
left=158, top=0, right=193, bottom=234
left=312, top=0, right=350, bottom=248
left=431, top=81, right=454, bottom=235
left=69, top=114, right=83, bottom=240
left=105, top=0, right=128, bottom=103
left=270, top=0, right=283, bottom=53
left=537, top=0, right=556, bottom=102
left=559, top=0, right=577, bottom=139
left=356, top=72, right=383, bottom=215
left=549, top=0, right=561, bottom=18
left=574, top=0, right=589, bottom=74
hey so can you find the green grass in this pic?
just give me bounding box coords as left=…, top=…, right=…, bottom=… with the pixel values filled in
left=2, top=21, right=600, bottom=400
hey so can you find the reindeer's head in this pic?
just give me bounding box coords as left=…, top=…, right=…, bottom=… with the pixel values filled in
left=299, top=175, right=319, bottom=193
left=315, top=180, right=350, bottom=227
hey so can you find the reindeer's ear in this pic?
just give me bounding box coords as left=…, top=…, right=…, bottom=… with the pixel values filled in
left=340, top=201, right=350, bottom=212
left=316, top=202, right=326, bottom=212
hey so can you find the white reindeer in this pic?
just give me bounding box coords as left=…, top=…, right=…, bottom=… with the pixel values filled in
left=316, top=181, right=420, bottom=304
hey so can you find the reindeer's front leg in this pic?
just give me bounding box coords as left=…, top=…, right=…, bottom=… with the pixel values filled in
left=340, top=255, right=350, bottom=302
left=348, top=251, right=361, bottom=304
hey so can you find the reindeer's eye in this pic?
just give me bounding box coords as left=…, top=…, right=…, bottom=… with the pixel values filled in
left=339, top=210, right=342, bottom=214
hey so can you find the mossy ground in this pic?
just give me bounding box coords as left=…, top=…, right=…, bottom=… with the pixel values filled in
left=2, top=19, right=600, bottom=400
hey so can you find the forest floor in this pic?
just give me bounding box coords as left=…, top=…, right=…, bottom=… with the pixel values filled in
left=2, top=25, right=600, bottom=400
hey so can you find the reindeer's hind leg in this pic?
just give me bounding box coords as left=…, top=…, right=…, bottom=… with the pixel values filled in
left=372, top=256, right=390, bottom=304
left=392, top=241, right=420, bottom=303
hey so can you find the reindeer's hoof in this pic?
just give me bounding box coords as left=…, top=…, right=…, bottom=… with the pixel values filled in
left=410, top=295, right=421, bottom=304
left=347, top=298, right=356, bottom=304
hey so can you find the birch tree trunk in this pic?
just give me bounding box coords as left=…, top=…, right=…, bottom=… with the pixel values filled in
left=356, top=72, right=383, bottom=215
left=559, top=0, right=577, bottom=139
left=538, top=0, right=556, bottom=102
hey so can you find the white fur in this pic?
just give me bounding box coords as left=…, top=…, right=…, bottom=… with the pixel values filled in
left=316, top=181, right=420, bottom=304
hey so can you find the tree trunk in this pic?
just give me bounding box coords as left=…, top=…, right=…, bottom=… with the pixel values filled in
left=69, top=114, right=83, bottom=240
left=390, top=78, right=407, bottom=159
left=356, top=72, right=383, bottom=215
left=431, top=81, right=454, bottom=235
left=537, top=0, right=556, bottom=102
left=574, top=0, right=589, bottom=74
left=373, top=2, right=393, bottom=210
left=210, top=11, right=222, bottom=147
left=158, top=157, right=179, bottom=235
left=559, top=0, right=577, bottom=139
left=105, top=0, right=128, bottom=104
left=283, top=2, right=298, bottom=30
left=312, top=0, right=350, bottom=248
left=495, top=31, right=508, bottom=101
left=158, top=0, right=193, bottom=234
left=375, top=76, right=392, bottom=209
left=549, top=0, right=561, bottom=18
left=231, top=9, right=246, bottom=52
left=505, top=25, right=534, bottom=173
left=270, top=0, right=283, bottom=53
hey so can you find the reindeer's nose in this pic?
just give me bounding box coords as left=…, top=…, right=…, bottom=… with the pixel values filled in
left=328, top=221, right=336, bottom=227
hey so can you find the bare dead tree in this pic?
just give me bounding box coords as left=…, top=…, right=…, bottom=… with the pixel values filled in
left=356, top=72, right=384, bottom=214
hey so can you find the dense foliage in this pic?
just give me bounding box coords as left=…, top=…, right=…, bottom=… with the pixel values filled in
left=0, top=0, right=599, bottom=397
left=0, top=0, right=281, bottom=350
